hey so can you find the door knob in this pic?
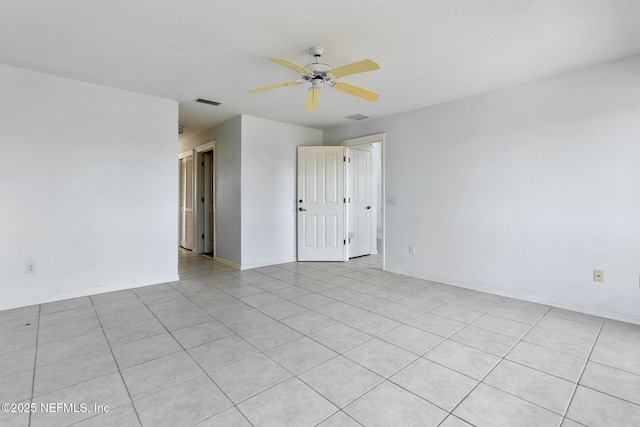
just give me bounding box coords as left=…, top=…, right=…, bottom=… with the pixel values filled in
left=299, top=207, right=306, bottom=211
left=366, top=206, right=371, bottom=210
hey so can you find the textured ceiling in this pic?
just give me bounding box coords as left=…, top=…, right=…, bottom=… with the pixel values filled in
left=1, top=0, right=639, bottom=138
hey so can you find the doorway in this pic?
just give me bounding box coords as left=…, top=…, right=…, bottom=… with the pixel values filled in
left=346, top=145, right=379, bottom=258
left=295, top=134, right=385, bottom=269
left=178, top=141, right=216, bottom=257
left=343, top=133, right=385, bottom=270
left=201, top=150, right=215, bottom=256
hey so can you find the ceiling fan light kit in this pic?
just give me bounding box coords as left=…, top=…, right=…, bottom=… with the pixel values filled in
left=249, top=46, right=380, bottom=110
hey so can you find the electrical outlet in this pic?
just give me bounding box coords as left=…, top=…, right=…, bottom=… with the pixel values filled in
left=409, top=245, right=416, bottom=255
left=593, top=269, right=603, bottom=283
left=26, top=261, right=36, bottom=274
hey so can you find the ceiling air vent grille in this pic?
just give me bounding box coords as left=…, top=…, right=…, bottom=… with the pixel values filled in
left=345, top=113, right=369, bottom=121
left=195, top=98, right=221, bottom=106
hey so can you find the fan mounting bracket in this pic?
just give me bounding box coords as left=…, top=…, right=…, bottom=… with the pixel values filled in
left=309, top=46, right=325, bottom=58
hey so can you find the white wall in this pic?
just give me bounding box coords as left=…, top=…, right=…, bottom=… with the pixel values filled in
left=0, top=64, right=179, bottom=310
left=241, top=115, right=322, bottom=269
left=324, top=55, right=640, bottom=324
left=211, top=117, right=242, bottom=267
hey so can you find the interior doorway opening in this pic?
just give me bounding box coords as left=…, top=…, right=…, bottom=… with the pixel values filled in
left=178, top=140, right=216, bottom=258
left=201, top=150, right=215, bottom=256
left=343, top=133, right=385, bottom=270
left=295, top=134, right=385, bottom=269
left=346, top=142, right=382, bottom=258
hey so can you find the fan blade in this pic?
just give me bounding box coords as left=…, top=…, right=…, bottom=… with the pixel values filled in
left=332, top=81, right=379, bottom=101
left=329, top=59, right=380, bottom=78
left=249, top=80, right=301, bottom=93
left=304, top=88, right=321, bottom=110
left=269, top=57, right=313, bottom=75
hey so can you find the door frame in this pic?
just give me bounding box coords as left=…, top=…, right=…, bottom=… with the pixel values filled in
left=341, top=133, right=386, bottom=270
left=201, top=150, right=214, bottom=254
left=193, top=141, right=215, bottom=255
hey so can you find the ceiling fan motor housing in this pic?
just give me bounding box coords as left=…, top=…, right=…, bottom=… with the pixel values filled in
left=302, top=63, right=333, bottom=83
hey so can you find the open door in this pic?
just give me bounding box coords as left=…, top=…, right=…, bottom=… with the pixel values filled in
left=346, top=147, right=372, bottom=258
left=179, top=155, right=194, bottom=250
left=297, top=146, right=346, bottom=261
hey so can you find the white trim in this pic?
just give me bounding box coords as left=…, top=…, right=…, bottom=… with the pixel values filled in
left=178, top=150, right=192, bottom=159
left=214, top=256, right=241, bottom=270
left=341, top=133, right=386, bottom=147
left=195, top=140, right=215, bottom=152
left=239, top=257, right=297, bottom=271
left=0, top=275, right=180, bottom=312
left=191, top=149, right=200, bottom=252
left=341, top=133, right=386, bottom=270
left=192, top=142, right=216, bottom=255
left=193, top=150, right=203, bottom=253
left=384, top=266, right=640, bottom=326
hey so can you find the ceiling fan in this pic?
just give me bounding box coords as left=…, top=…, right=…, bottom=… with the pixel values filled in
left=249, top=46, right=380, bottom=110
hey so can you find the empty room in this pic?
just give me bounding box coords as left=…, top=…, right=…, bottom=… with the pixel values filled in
left=1, top=1, right=639, bottom=426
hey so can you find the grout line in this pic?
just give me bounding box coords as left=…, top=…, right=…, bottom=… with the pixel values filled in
left=558, top=320, right=605, bottom=427
left=154, top=287, right=258, bottom=426
left=89, top=297, right=145, bottom=427
left=27, top=304, right=41, bottom=427
left=313, top=409, right=366, bottom=427
left=439, top=305, right=553, bottom=426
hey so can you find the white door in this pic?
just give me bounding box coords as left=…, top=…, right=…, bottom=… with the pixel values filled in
left=180, top=156, right=194, bottom=250
left=347, top=147, right=372, bottom=258
left=297, top=146, right=346, bottom=261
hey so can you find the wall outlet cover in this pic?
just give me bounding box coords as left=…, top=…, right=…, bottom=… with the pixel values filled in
left=593, top=269, right=604, bottom=283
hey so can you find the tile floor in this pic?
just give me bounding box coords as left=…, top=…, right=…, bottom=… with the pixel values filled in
left=1, top=249, right=640, bottom=426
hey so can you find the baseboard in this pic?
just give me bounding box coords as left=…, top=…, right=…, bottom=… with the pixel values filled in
left=213, top=256, right=241, bottom=270
left=0, top=274, right=180, bottom=312
left=239, top=258, right=297, bottom=271
left=213, top=256, right=298, bottom=271
left=385, top=266, right=640, bottom=326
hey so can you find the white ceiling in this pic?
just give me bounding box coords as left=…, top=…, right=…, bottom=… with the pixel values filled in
left=2, top=1, right=639, bottom=138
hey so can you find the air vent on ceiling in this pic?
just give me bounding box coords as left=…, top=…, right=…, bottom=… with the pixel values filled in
left=195, top=98, right=221, bottom=106
left=345, top=113, right=369, bottom=121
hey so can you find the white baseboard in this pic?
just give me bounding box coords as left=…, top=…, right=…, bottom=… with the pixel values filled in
left=213, top=256, right=241, bottom=270
left=239, top=258, right=297, bottom=271
left=385, top=266, right=640, bottom=326
left=0, top=274, right=180, bottom=312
